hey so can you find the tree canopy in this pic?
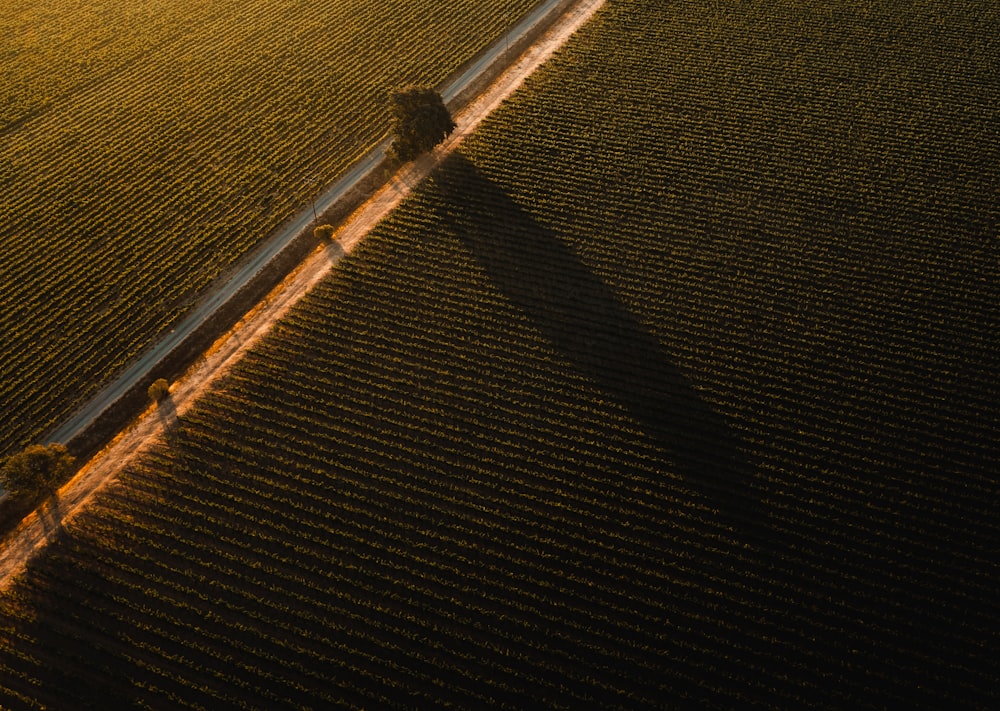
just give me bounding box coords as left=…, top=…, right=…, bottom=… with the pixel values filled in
left=387, top=87, right=456, bottom=163
left=314, top=224, right=336, bottom=242
left=148, top=378, right=170, bottom=403
left=0, top=443, right=75, bottom=496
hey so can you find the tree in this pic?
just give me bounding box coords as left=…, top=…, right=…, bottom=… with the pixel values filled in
left=148, top=378, right=170, bottom=403
left=314, top=224, right=335, bottom=242
left=0, top=443, right=75, bottom=496
left=386, top=87, right=456, bottom=164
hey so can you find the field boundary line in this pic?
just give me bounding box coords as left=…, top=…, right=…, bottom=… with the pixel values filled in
left=0, top=0, right=607, bottom=589
left=39, top=0, right=579, bottom=463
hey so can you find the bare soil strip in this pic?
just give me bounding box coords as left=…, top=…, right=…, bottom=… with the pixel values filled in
left=0, top=0, right=606, bottom=590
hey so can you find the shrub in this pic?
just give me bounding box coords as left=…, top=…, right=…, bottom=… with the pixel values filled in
left=314, top=224, right=336, bottom=241
left=148, top=378, right=170, bottom=403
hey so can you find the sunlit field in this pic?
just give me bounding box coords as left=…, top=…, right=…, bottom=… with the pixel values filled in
left=0, top=0, right=536, bottom=454
left=0, top=0, right=996, bottom=707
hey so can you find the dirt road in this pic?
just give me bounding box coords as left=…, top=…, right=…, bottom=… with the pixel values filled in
left=0, top=0, right=606, bottom=590
left=44, top=0, right=580, bottom=453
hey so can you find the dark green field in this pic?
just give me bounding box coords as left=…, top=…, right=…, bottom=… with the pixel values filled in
left=0, top=0, right=997, bottom=707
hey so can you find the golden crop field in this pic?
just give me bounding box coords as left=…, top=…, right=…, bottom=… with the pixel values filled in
left=0, top=0, right=996, bottom=707
left=0, top=0, right=537, bottom=455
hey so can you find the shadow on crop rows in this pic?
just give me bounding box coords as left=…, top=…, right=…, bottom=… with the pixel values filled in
left=156, top=394, right=179, bottom=436
left=431, top=154, right=765, bottom=537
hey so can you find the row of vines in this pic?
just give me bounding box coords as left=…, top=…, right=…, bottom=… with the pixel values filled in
left=0, top=0, right=538, bottom=454
left=0, top=0, right=997, bottom=707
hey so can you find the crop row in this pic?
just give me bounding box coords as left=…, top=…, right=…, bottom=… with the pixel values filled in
left=0, top=0, right=997, bottom=707
left=0, top=0, right=538, bottom=454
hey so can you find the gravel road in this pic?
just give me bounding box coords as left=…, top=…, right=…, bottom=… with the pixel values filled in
left=0, top=0, right=606, bottom=589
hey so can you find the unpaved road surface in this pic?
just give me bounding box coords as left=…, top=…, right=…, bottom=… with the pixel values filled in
left=45, top=0, right=582, bottom=452
left=0, top=0, right=606, bottom=590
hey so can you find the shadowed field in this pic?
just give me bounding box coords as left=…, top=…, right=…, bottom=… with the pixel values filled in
left=0, top=0, right=996, bottom=707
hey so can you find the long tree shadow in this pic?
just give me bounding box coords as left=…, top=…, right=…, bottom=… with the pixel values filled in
left=156, top=394, right=179, bottom=441
left=428, top=154, right=764, bottom=537
left=38, top=496, right=64, bottom=538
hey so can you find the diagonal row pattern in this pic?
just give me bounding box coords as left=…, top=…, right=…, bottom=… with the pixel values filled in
left=0, top=0, right=996, bottom=707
